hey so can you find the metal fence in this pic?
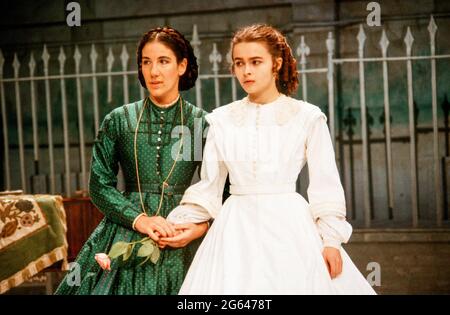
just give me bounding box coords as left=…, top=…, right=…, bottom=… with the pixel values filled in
left=328, top=18, right=449, bottom=228
left=1, top=17, right=449, bottom=228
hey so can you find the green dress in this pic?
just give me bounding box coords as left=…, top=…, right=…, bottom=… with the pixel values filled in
left=55, top=97, right=208, bottom=295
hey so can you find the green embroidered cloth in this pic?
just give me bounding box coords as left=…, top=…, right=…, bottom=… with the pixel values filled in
left=55, top=98, right=208, bottom=295
left=0, top=194, right=68, bottom=294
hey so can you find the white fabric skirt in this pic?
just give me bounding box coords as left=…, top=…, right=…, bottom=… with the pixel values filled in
left=179, top=193, right=376, bottom=295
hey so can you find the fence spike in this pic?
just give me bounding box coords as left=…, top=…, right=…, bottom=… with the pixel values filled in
left=404, top=27, right=414, bottom=56
left=296, top=35, right=310, bottom=65
left=107, top=46, right=114, bottom=71
left=209, top=43, right=222, bottom=73
left=74, top=45, right=81, bottom=73
left=326, top=32, right=335, bottom=55
left=191, top=24, right=201, bottom=61
left=107, top=47, right=114, bottom=103
left=428, top=15, right=437, bottom=40
left=120, top=44, right=129, bottom=71
left=13, top=53, right=20, bottom=78
left=29, top=52, right=36, bottom=76
left=58, top=46, right=66, bottom=74
left=90, top=44, right=98, bottom=71
left=357, top=24, right=367, bottom=53
left=379, top=29, right=390, bottom=56
left=42, top=45, right=50, bottom=74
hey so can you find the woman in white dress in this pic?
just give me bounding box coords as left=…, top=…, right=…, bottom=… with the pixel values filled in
left=160, top=24, right=376, bottom=295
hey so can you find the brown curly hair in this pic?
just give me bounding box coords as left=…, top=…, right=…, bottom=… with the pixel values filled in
left=137, top=26, right=198, bottom=91
left=231, top=24, right=299, bottom=96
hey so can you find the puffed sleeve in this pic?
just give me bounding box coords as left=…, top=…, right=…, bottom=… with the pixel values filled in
left=89, top=111, right=144, bottom=230
left=166, top=203, right=211, bottom=224
left=305, top=109, right=352, bottom=249
left=167, top=114, right=228, bottom=222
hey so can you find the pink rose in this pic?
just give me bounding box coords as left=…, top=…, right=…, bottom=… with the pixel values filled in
left=94, top=253, right=111, bottom=271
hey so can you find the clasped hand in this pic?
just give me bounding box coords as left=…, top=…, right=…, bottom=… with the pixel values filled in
left=134, top=215, right=208, bottom=249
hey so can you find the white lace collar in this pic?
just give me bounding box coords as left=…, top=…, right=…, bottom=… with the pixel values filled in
left=230, top=94, right=300, bottom=126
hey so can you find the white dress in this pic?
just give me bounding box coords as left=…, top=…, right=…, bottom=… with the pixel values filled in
left=167, top=95, right=376, bottom=295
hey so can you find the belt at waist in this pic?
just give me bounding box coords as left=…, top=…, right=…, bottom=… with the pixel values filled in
left=229, top=183, right=296, bottom=195
left=125, top=183, right=189, bottom=195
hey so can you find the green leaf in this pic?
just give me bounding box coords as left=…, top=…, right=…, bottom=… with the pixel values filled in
left=137, top=255, right=151, bottom=267
left=137, top=236, right=150, bottom=243
left=108, top=241, right=129, bottom=259
left=150, top=247, right=160, bottom=264
left=123, top=244, right=134, bottom=261
left=137, top=242, right=154, bottom=257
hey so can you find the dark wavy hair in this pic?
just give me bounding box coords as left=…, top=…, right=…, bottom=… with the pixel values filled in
left=137, top=26, right=198, bottom=91
left=231, top=24, right=299, bottom=96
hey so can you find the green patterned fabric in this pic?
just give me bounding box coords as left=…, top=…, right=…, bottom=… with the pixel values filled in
left=55, top=98, right=208, bottom=295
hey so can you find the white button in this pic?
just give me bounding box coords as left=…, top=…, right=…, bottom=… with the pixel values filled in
left=158, top=137, right=161, bottom=141
left=158, top=130, right=162, bottom=134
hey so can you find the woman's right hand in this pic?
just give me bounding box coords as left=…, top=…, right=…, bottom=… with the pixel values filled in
left=134, top=215, right=177, bottom=241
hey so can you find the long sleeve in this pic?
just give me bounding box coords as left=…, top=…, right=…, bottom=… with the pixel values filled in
left=166, top=203, right=211, bottom=224
left=169, top=115, right=228, bottom=221
left=305, top=110, right=352, bottom=248
left=88, top=112, right=143, bottom=230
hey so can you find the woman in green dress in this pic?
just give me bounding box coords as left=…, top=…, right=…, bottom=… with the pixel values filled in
left=54, top=27, right=209, bottom=295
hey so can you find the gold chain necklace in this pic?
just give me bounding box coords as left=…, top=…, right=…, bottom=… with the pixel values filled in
left=134, top=96, right=184, bottom=217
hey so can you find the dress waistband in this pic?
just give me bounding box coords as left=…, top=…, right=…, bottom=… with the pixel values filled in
left=229, top=183, right=296, bottom=195
left=125, top=183, right=189, bottom=195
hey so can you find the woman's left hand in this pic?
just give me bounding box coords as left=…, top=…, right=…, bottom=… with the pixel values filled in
left=158, top=222, right=209, bottom=248
left=322, top=247, right=343, bottom=279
